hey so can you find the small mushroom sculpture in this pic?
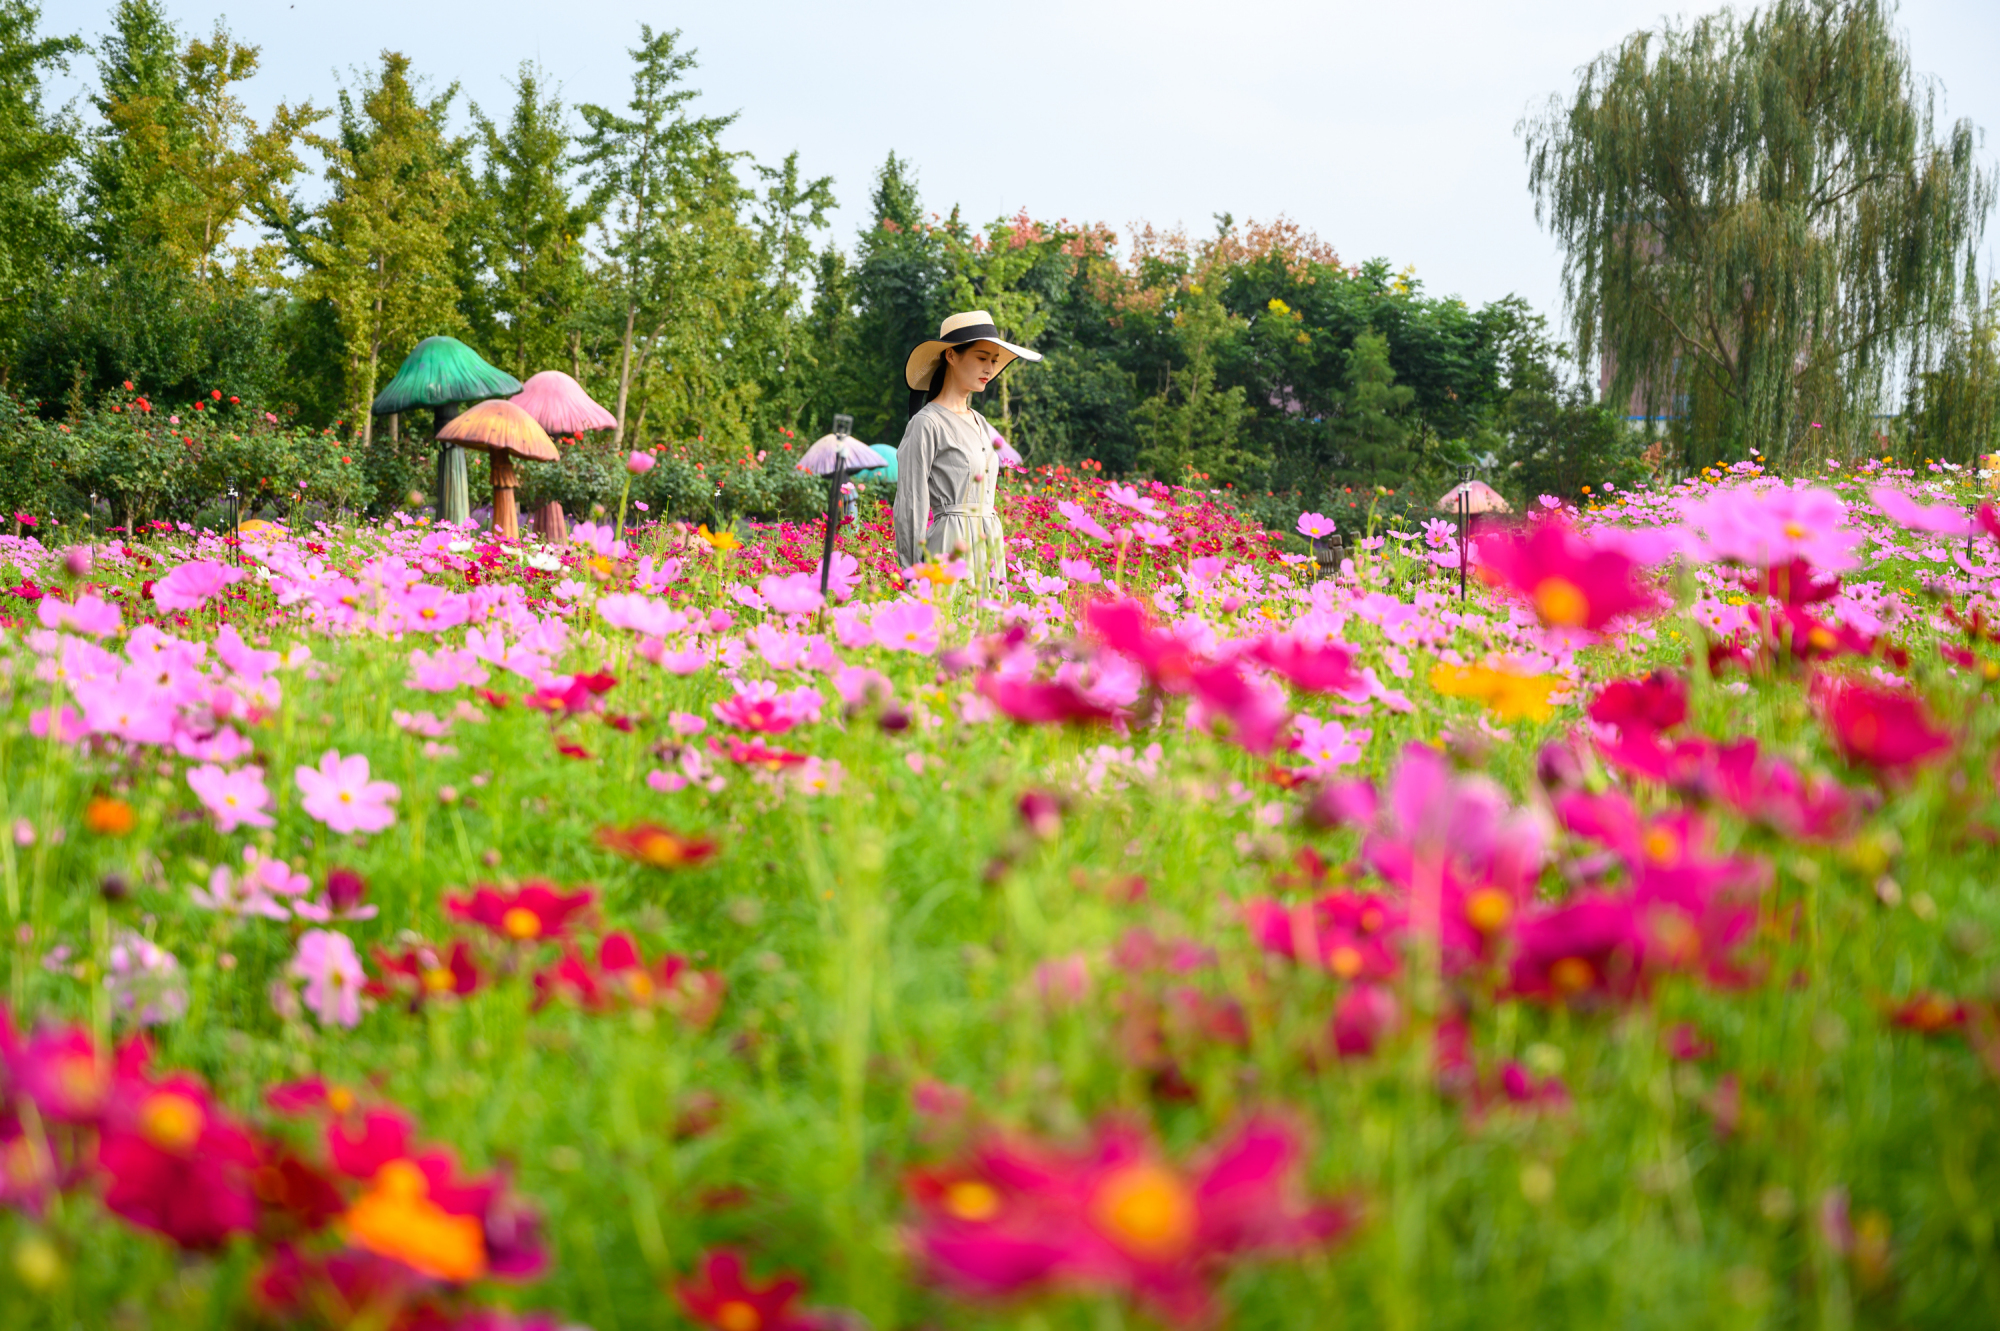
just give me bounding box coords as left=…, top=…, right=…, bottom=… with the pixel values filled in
left=435, top=400, right=560, bottom=539
left=371, top=337, right=524, bottom=524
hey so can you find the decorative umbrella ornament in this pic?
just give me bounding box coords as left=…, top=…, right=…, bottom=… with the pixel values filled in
left=371, top=337, right=523, bottom=525
left=1435, top=480, right=1511, bottom=515
left=435, top=400, right=560, bottom=539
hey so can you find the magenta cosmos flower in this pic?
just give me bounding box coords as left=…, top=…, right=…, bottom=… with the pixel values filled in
left=909, top=1116, right=1352, bottom=1326
left=1475, top=518, right=1657, bottom=630
left=295, top=749, right=399, bottom=834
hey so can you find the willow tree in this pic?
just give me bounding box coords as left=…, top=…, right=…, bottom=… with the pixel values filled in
left=1522, top=0, right=1994, bottom=468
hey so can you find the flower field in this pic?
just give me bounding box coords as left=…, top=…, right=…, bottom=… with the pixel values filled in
left=5, top=457, right=2000, bottom=1330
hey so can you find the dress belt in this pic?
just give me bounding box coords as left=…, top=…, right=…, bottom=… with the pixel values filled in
left=933, top=504, right=996, bottom=520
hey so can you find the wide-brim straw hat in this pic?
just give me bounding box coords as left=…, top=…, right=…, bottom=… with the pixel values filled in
left=904, top=310, right=1042, bottom=390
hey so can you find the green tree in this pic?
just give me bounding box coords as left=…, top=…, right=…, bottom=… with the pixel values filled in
left=95, top=18, right=321, bottom=286
left=1134, top=286, right=1258, bottom=487
left=297, top=52, right=471, bottom=446
left=837, top=152, right=947, bottom=440
left=1329, top=330, right=1415, bottom=488
left=0, top=0, right=82, bottom=379
left=576, top=25, right=739, bottom=447
left=1908, top=283, right=2000, bottom=464
left=468, top=65, right=599, bottom=381
left=1523, top=0, right=1996, bottom=468
left=80, top=0, right=181, bottom=264
left=746, top=150, right=835, bottom=433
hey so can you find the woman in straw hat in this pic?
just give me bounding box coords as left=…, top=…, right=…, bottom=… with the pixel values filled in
left=892, top=310, right=1042, bottom=585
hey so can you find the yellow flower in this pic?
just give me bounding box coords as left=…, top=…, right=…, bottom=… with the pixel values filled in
left=1429, top=664, right=1559, bottom=723
left=909, top=562, right=958, bottom=588
left=696, top=524, right=740, bottom=554
left=1266, top=297, right=1291, bottom=316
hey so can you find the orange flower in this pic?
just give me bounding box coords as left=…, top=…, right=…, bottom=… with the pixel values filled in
left=342, top=1159, right=487, bottom=1281
left=84, top=797, right=136, bottom=837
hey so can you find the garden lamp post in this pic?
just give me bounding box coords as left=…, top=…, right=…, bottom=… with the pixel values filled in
left=798, top=413, right=884, bottom=596
left=1458, top=464, right=1473, bottom=601
left=370, top=337, right=523, bottom=526
left=226, top=488, right=240, bottom=564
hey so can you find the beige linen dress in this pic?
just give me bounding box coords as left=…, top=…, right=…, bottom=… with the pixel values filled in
left=892, top=402, right=1004, bottom=586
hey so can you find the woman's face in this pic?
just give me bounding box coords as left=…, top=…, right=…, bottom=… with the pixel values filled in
left=944, top=342, right=1005, bottom=395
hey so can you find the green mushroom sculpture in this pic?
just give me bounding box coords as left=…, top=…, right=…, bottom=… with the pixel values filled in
left=371, top=337, right=524, bottom=525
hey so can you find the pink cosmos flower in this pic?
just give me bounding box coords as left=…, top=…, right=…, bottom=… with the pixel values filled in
left=626, top=450, right=656, bottom=474
left=406, top=647, right=489, bottom=692
left=1057, top=499, right=1113, bottom=543
left=758, top=571, right=825, bottom=615
left=1293, top=716, right=1368, bottom=774
left=712, top=681, right=824, bottom=734
left=1103, top=483, right=1162, bottom=517
left=291, top=929, right=365, bottom=1028
left=37, top=591, right=122, bottom=636
left=1132, top=520, right=1175, bottom=548
left=186, top=764, right=274, bottom=833
left=1058, top=557, right=1104, bottom=585
left=1869, top=483, right=1976, bottom=536
left=295, top=750, right=399, bottom=834
left=872, top=600, right=938, bottom=654
left=597, top=593, right=687, bottom=637
left=1684, top=484, right=1858, bottom=571
left=151, top=560, right=245, bottom=612
left=1296, top=511, right=1337, bottom=538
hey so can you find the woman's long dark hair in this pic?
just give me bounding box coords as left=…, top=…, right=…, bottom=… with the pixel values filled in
left=908, top=350, right=954, bottom=421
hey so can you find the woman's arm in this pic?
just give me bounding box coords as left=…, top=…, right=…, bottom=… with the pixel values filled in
left=892, top=414, right=933, bottom=571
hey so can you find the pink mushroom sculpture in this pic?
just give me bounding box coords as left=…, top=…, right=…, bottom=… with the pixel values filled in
left=509, top=371, right=617, bottom=542
left=511, top=371, right=618, bottom=437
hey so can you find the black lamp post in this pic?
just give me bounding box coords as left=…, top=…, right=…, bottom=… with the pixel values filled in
left=226, top=487, right=240, bottom=564
left=818, top=414, right=856, bottom=597
left=1457, top=464, right=1473, bottom=601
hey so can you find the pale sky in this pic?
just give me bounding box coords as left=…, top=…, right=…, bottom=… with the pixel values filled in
left=41, top=0, right=2000, bottom=328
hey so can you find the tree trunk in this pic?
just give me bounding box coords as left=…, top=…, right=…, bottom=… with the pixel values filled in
left=362, top=337, right=380, bottom=449
left=612, top=304, right=638, bottom=447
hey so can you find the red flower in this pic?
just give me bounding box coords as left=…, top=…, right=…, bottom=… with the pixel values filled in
left=1813, top=675, right=1952, bottom=772
left=596, top=824, right=718, bottom=869
left=709, top=736, right=809, bottom=770
left=1506, top=894, right=1647, bottom=1006
left=1887, top=992, right=1967, bottom=1035
left=535, top=933, right=727, bottom=1022
left=1474, top=519, right=1656, bottom=630
left=1587, top=670, right=1688, bottom=733
left=676, top=1248, right=842, bottom=1331
left=445, top=883, right=595, bottom=942
left=366, top=940, right=482, bottom=1008
left=98, top=1072, right=260, bottom=1249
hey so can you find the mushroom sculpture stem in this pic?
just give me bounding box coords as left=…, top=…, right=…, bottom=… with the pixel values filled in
left=490, top=455, right=522, bottom=538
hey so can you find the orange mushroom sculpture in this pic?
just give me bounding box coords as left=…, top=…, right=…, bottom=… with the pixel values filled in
left=435, top=400, right=560, bottom=539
